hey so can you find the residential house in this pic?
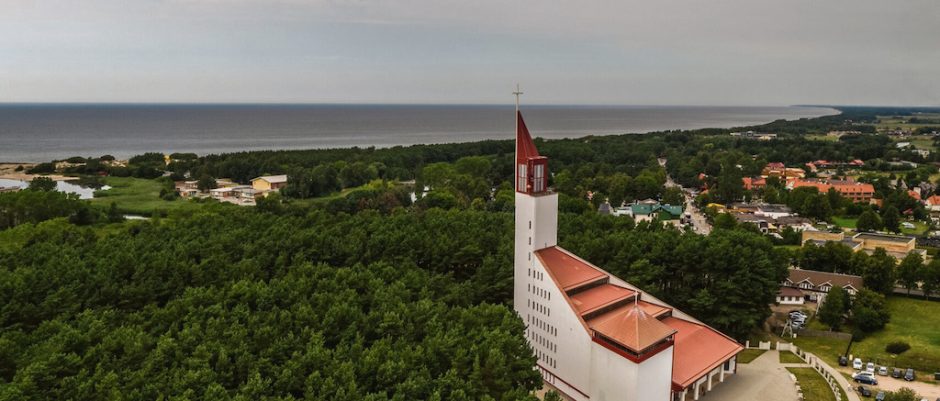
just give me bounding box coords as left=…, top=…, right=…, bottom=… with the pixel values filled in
left=250, top=175, right=289, bottom=193
left=781, top=269, right=864, bottom=303
left=776, top=287, right=805, bottom=306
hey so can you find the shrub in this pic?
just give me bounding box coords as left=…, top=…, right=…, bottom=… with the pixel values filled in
left=885, top=341, right=911, bottom=355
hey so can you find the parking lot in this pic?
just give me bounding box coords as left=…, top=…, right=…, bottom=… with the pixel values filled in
left=844, top=363, right=940, bottom=399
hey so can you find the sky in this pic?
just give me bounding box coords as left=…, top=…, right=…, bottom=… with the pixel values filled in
left=1, top=0, right=938, bottom=106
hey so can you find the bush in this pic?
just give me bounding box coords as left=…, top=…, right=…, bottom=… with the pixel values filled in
left=885, top=341, right=911, bottom=355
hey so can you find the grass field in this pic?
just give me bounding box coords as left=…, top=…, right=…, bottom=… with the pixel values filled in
left=788, top=367, right=837, bottom=401
left=794, top=297, right=940, bottom=377
left=738, top=349, right=767, bottom=364
left=900, top=220, right=929, bottom=236
left=91, top=177, right=206, bottom=216
left=832, top=216, right=857, bottom=229
left=780, top=351, right=806, bottom=364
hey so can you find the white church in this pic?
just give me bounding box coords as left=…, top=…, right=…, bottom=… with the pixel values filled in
left=513, top=108, right=742, bottom=401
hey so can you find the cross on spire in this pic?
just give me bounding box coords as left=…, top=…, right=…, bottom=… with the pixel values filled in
left=513, top=84, right=523, bottom=113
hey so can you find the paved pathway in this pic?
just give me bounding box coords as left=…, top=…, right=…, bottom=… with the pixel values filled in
left=705, top=350, right=799, bottom=401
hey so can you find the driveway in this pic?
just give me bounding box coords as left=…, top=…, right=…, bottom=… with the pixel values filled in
left=705, top=350, right=799, bottom=401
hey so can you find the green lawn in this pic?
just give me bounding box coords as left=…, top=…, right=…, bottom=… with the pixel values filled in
left=737, top=349, right=767, bottom=364
left=91, top=177, right=206, bottom=216
left=832, top=216, right=857, bottom=229
left=787, top=367, right=837, bottom=401
left=794, top=297, right=940, bottom=377
left=900, top=220, right=929, bottom=236
left=780, top=351, right=806, bottom=364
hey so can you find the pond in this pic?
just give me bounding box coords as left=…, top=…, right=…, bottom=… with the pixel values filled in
left=0, top=178, right=111, bottom=200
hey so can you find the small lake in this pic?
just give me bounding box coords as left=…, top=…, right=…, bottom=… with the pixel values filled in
left=0, top=178, right=111, bottom=200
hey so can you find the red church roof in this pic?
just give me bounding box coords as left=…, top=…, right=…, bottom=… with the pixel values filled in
left=569, top=284, right=636, bottom=316
left=663, top=317, right=744, bottom=389
left=536, top=245, right=743, bottom=389
left=588, top=304, right=677, bottom=353
left=516, top=111, right=540, bottom=165
left=535, top=247, right=606, bottom=291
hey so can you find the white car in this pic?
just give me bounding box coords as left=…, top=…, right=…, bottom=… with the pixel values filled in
left=853, top=358, right=863, bottom=370
left=878, top=366, right=888, bottom=376
left=866, top=362, right=876, bottom=374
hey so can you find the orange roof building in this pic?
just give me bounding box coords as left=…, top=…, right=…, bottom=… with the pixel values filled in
left=514, top=109, right=743, bottom=401
left=790, top=179, right=875, bottom=203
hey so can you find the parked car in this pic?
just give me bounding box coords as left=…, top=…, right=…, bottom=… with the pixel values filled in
left=905, top=368, right=915, bottom=381
left=857, top=385, right=872, bottom=397
left=875, top=391, right=886, bottom=401
left=854, top=373, right=878, bottom=385
left=853, top=358, right=863, bottom=370
left=866, top=362, right=876, bottom=374
left=878, top=366, right=888, bottom=376
left=892, top=368, right=902, bottom=378
left=839, top=356, right=848, bottom=366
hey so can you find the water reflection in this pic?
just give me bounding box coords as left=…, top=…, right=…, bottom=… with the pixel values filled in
left=0, top=178, right=111, bottom=200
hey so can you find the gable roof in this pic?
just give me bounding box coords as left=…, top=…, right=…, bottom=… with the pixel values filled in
left=786, top=269, right=863, bottom=290
left=251, top=174, right=288, bottom=184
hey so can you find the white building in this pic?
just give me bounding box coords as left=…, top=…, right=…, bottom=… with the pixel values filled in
left=513, top=110, right=742, bottom=401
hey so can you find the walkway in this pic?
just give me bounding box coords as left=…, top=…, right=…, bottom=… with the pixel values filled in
left=799, top=351, right=861, bottom=401
left=705, top=350, right=799, bottom=401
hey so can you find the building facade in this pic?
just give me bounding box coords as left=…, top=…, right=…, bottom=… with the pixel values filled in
left=513, top=110, right=742, bottom=401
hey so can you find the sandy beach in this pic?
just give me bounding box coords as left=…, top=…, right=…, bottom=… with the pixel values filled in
left=0, top=163, right=73, bottom=181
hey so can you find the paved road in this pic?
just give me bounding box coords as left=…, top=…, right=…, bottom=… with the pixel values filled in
left=685, top=200, right=712, bottom=235
left=707, top=350, right=799, bottom=401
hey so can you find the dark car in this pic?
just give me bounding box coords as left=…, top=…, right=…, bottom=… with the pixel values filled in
left=855, top=374, right=878, bottom=385
left=839, top=356, right=848, bottom=366
left=875, top=391, right=885, bottom=401
left=891, top=368, right=902, bottom=378
left=857, top=386, right=872, bottom=397
left=904, top=368, right=915, bottom=381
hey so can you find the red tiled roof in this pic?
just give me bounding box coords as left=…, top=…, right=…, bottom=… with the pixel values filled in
left=569, top=284, right=636, bottom=316
left=638, top=300, right=671, bottom=318
left=588, top=304, right=677, bottom=353
left=536, top=247, right=607, bottom=291
left=928, top=195, right=940, bottom=206
left=663, top=317, right=744, bottom=389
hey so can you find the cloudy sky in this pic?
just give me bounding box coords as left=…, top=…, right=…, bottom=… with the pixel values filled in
left=1, top=0, right=938, bottom=105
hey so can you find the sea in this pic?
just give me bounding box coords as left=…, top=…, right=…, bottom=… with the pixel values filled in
left=0, top=104, right=839, bottom=163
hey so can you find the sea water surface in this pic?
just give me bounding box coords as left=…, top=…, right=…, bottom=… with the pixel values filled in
left=0, top=104, right=838, bottom=162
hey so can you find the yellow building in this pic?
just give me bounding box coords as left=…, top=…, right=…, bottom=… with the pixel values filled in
left=250, top=175, right=288, bottom=192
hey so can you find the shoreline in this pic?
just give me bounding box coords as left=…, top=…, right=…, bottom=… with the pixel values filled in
left=0, top=105, right=841, bottom=163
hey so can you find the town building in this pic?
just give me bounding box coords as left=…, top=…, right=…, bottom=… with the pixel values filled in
left=513, top=109, right=741, bottom=401
left=800, top=231, right=926, bottom=261
left=779, top=269, right=864, bottom=304
left=761, top=163, right=805, bottom=179
left=789, top=179, right=875, bottom=203
left=250, top=175, right=288, bottom=193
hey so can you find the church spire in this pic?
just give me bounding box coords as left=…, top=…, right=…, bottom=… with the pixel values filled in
left=513, top=86, right=549, bottom=194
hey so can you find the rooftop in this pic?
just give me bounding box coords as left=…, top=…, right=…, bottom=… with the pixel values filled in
left=853, top=232, right=915, bottom=244
left=787, top=268, right=863, bottom=289
left=535, top=247, right=607, bottom=291
left=588, top=303, right=677, bottom=353
left=252, top=174, right=288, bottom=184
left=664, top=316, right=744, bottom=389
left=569, top=283, right=636, bottom=316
